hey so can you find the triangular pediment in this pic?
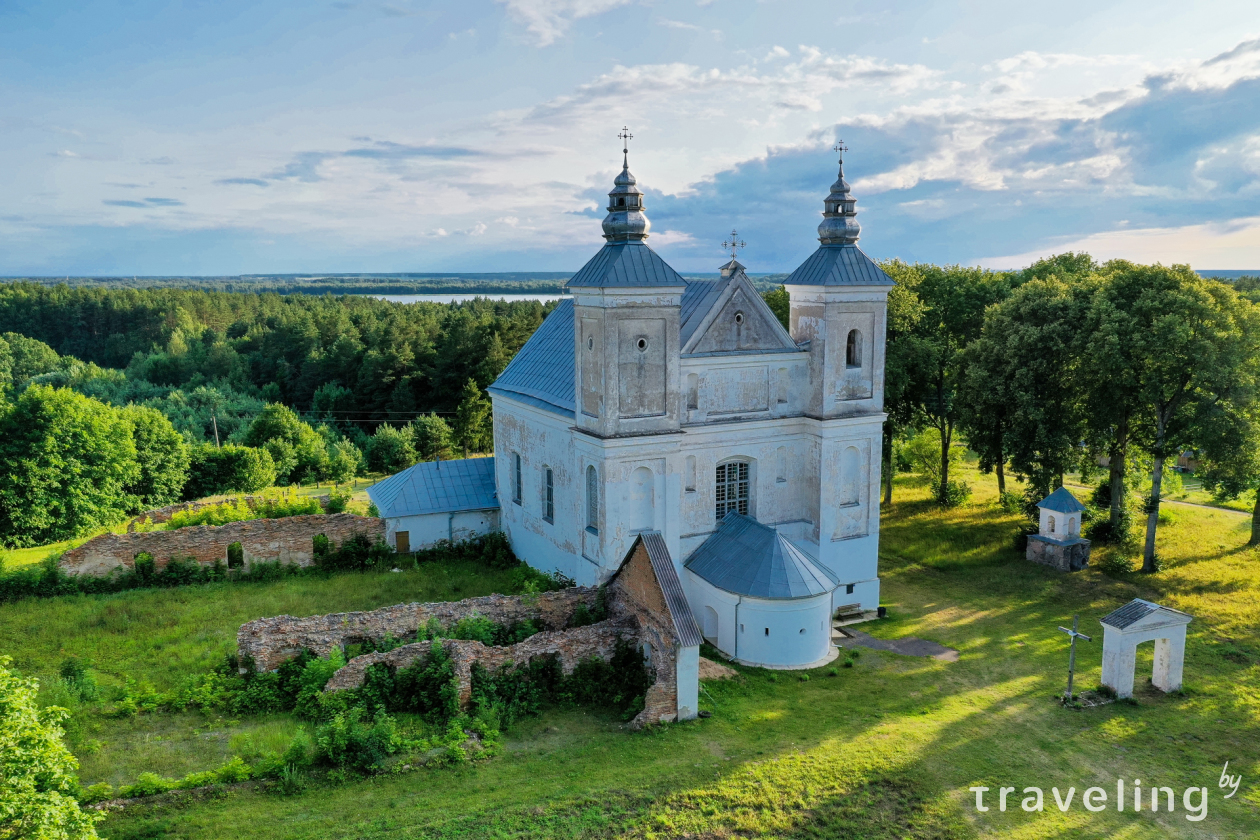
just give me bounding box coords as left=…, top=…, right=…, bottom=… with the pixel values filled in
left=681, top=271, right=798, bottom=356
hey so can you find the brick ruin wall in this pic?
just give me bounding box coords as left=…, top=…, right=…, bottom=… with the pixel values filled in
left=127, top=494, right=331, bottom=531
left=237, top=567, right=688, bottom=727
left=58, top=514, right=385, bottom=577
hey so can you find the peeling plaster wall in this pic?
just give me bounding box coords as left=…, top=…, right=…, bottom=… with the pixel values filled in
left=492, top=396, right=592, bottom=584
left=383, top=509, right=498, bottom=552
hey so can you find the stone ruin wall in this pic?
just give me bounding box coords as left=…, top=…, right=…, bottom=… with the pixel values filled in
left=237, top=588, right=597, bottom=671
left=59, top=514, right=385, bottom=577
left=237, top=570, right=687, bottom=728
left=1026, top=537, right=1091, bottom=572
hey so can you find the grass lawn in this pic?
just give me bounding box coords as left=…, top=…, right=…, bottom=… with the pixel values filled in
left=3, top=464, right=1257, bottom=839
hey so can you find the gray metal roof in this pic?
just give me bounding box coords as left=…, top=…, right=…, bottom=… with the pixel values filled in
left=634, top=532, right=704, bottom=648
left=565, top=242, right=688, bottom=288
left=367, top=456, right=498, bottom=518
left=488, top=298, right=575, bottom=417
left=1100, top=598, right=1192, bottom=629
left=785, top=244, right=893, bottom=286
left=1037, top=487, right=1086, bottom=513
left=685, top=513, right=838, bottom=600
left=679, top=279, right=727, bottom=346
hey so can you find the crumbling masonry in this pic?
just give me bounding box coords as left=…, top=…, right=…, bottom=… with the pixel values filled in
left=237, top=531, right=702, bottom=726
left=59, top=514, right=385, bottom=577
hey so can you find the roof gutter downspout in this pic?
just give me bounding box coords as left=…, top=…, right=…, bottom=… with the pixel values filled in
left=734, top=595, right=743, bottom=661
left=448, top=512, right=455, bottom=542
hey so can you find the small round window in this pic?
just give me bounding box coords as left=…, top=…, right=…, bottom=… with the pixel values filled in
left=636, top=337, right=648, bottom=352
left=587, top=337, right=594, bottom=350
left=734, top=312, right=744, bottom=325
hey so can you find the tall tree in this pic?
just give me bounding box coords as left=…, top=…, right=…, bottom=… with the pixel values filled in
left=899, top=264, right=1018, bottom=505
left=1083, top=263, right=1260, bottom=571
left=877, top=261, right=926, bottom=503
left=0, top=386, right=140, bottom=546
left=0, top=657, right=101, bottom=840
left=122, top=405, right=191, bottom=509
left=451, top=379, right=492, bottom=457
left=960, top=277, right=1090, bottom=500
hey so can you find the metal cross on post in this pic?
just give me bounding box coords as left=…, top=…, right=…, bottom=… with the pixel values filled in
left=618, top=126, right=633, bottom=162
left=834, top=139, right=849, bottom=158
left=722, top=229, right=746, bottom=259
left=1058, top=615, right=1093, bottom=704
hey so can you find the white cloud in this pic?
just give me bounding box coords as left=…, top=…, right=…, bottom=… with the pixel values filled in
left=496, top=0, right=633, bottom=46
left=766, top=45, right=789, bottom=60
left=978, top=215, right=1260, bottom=269
left=658, top=18, right=701, bottom=31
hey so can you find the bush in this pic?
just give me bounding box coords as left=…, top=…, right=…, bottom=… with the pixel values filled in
left=313, top=708, right=401, bottom=773
left=930, top=479, right=972, bottom=508
left=59, top=657, right=99, bottom=702
left=997, top=491, right=1025, bottom=514
left=1095, top=552, right=1134, bottom=575
left=184, top=443, right=276, bottom=499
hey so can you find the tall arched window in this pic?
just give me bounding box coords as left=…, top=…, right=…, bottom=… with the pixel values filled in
left=846, top=329, right=862, bottom=368
left=685, top=455, right=697, bottom=492
left=1049, top=515, right=1056, bottom=534
left=715, top=461, right=750, bottom=520
left=543, top=467, right=554, bottom=523
left=585, top=465, right=599, bottom=533
left=512, top=452, right=522, bottom=505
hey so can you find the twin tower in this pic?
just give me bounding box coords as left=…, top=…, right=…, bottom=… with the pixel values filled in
left=490, top=140, right=893, bottom=664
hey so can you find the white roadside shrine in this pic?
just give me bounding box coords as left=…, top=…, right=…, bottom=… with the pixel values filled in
left=1099, top=599, right=1192, bottom=699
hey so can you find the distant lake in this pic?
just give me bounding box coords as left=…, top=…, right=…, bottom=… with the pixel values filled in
left=372, top=293, right=569, bottom=304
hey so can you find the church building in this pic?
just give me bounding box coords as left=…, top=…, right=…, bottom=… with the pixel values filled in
left=373, top=142, right=893, bottom=669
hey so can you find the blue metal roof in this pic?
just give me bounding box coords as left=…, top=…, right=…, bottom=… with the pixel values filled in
left=685, top=513, right=838, bottom=600
left=565, top=242, right=688, bottom=288
left=367, top=456, right=498, bottom=518
left=785, top=243, right=894, bottom=286
left=679, top=278, right=726, bottom=346
left=488, top=298, right=575, bottom=417
left=1037, top=486, right=1085, bottom=513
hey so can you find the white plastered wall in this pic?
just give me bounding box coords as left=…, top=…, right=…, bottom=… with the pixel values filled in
left=684, top=572, right=833, bottom=669
left=1101, top=612, right=1191, bottom=699
left=384, top=509, right=498, bottom=552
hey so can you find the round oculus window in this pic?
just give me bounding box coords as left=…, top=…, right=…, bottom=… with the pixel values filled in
left=587, top=337, right=594, bottom=350
left=636, top=337, right=648, bottom=351
left=734, top=312, right=744, bottom=325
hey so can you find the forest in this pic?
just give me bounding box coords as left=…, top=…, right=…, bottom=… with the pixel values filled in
left=2, top=264, right=1259, bottom=566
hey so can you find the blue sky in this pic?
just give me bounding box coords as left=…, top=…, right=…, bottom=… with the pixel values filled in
left=2, top=0, right=1259, bottom=275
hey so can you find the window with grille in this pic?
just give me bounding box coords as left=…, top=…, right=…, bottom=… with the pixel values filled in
left=715, top=461, right=749, bottom=519
left=544, top=468, right=554, bottom=522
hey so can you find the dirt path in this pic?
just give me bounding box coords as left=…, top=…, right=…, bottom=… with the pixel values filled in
left=835, top=627, right=960, bottom=662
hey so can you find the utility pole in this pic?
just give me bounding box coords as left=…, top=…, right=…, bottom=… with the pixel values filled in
left=212, top=414, right=221, bottom=449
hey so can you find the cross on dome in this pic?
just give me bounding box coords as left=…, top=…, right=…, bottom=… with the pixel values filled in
left=618, top=126, right=633, bottom=165
left=722, top=229, right=746, bottom=259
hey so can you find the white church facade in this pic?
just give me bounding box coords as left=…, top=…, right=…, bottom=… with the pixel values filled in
left=372, top=143, right=893, bottom=669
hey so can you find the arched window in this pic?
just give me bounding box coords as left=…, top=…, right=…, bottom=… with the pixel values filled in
left=715, top=460, right=750, bottom=520
left=630, top=466, right=654, bottom=532
left=775, top=447, right=787, bottom=483
left=685, top=455, right=697, bottom=492
left=586, top=465, right=599, bottom=533
left=846, top=329, right=862, bottom=368
left=686, top=373, right=699, bottom=410
left=1049, top=516, right=1056, bottom=534
left=543, top=467, right=554, bottom=523
left=617, top=197, right=625, bottom=207
left=512, top=452, right=522, bottom=505
left=1068, top=516, right=1075, bottom=536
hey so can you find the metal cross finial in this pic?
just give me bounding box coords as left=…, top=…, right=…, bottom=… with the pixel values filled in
left=834, top=139, right=848, bottom=159
left=722, top=229, right=746, bottom=259
left=1058, top=615, right=1093, bottom=704
left=618, top=126, right=633, bottom=163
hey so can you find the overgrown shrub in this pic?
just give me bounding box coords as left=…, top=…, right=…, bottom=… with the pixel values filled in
left=313, top=708, right=401, bottom=773
left=1095, top=552, right=1134, bottom=576
left=930, top=479, right=972, bottom=508
left=58, top=657, right=99, bottom=702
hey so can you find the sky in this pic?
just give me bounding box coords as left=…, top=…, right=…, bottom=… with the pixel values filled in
left=2, top=0, right=1259, bottom=276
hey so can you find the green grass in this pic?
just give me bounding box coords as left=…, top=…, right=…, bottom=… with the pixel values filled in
left=5, top=464, right=1259, bottom=839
